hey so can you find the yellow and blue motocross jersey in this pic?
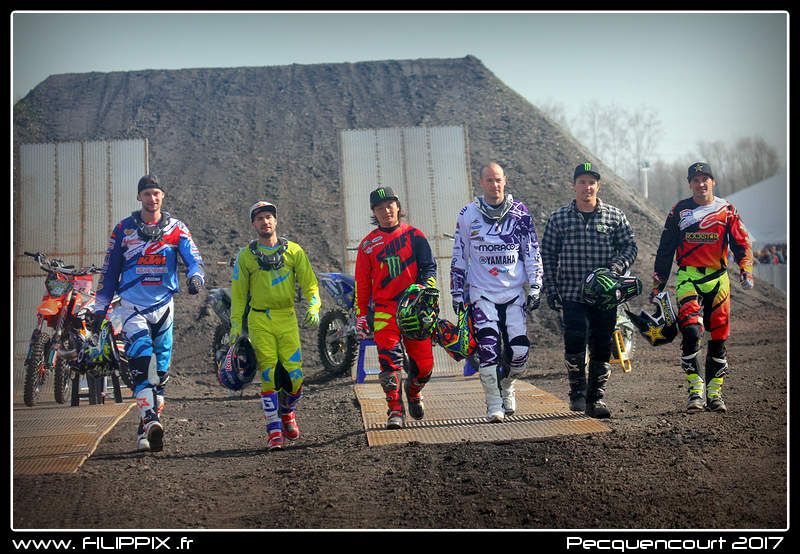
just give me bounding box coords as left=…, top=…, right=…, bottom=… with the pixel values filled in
left=230, top=239, right=320, bottom=335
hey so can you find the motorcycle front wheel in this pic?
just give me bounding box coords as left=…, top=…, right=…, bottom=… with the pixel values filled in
left=53, top=358, right=71, bottom=404
left=317, top=310, right=357, bottom=375
left=23, top=331, right=51, bottom=407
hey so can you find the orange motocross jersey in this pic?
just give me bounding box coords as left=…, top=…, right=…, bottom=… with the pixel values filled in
left=654, top=196, right=753, bottom=280
left=354, top=222, right=437, bottom=317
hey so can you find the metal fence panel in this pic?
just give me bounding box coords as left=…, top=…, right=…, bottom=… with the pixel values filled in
left=13, top=139, right=148, bottom=402
left=339, top=125, right=472, bottom=323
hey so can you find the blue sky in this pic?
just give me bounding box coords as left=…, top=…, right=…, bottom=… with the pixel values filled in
left=11, top=11, right=788, bottom=164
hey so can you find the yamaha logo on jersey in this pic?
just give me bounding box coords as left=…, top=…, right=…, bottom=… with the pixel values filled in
left=479, top=255, right=517, bottom=265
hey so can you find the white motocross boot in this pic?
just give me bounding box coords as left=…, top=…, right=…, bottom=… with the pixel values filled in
left=479, top=365, right=505, bottom=422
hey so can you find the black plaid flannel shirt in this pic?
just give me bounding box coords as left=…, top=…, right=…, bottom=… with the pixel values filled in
left=541, top=199, right=638, bottom=303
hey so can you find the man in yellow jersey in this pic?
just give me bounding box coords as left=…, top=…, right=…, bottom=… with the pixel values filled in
left=230, top=201, right=321, bottom=451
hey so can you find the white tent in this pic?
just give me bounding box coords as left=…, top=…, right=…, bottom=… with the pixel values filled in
left=725, top=169, right=787, bottom=247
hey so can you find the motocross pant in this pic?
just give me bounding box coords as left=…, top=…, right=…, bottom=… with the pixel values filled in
left=471, top=293, right=530, bottom=376
left=471, top=293, right=530, bottom=416
left=676, top=266, right=731, bottom=344
left=373, top=300, right=433, bottom=415
left=117, top=298, right=173, bottom=422
left=676, top=267, right=731, bottom=387
left=561, top=300, right=616, bottom=365
left=247, top=306, right=304, bottom=437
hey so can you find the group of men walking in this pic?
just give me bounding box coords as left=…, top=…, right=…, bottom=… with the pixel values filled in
left=89, top=158, right=753, bottom=452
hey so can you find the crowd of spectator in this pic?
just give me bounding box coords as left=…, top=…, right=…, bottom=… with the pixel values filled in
left=754, top=244, right=787, bottom=264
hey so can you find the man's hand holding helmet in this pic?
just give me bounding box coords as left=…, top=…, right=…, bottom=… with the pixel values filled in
left=525, top=285, right=541, bottom=313
left=649, top=272, right=666, bottom=301
left=228, top=320, right=242, bottom=346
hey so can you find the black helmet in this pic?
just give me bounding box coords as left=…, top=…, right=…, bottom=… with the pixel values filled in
left=581, top=267, right=642, bottom=310
left=218, top=336, right=258, bottom=391
left=625, top=291, right=679, bottom=346
left=396, top=284, right=440, bottom=340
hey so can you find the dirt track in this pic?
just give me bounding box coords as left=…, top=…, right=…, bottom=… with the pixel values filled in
left=12, top=282, right=787, bottom=536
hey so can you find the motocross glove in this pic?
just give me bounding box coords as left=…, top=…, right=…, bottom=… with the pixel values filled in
left=355, top=315, right=370, bottom=341
left=525, top=290, right=541, bottom=313
left=609, top=261, right=625, bottom=275
left=187, top=274, right=204, bottom=295
left=546, top=293, right=562, bottom=312
left=303, top=309, right=320, bottom=328
left=740, top=270, right=754, bottom=290
left=452, top=296, right=465, bottom=315
left=649, top=272, right=666, bottom=301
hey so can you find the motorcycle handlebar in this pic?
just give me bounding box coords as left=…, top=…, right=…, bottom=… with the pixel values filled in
left=24, top=251, right=101, bottom=276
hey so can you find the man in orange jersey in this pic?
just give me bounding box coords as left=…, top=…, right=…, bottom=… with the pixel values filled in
left=652, top=162, right=754, bottom=414
left=354, top=186, right=437, bottom=429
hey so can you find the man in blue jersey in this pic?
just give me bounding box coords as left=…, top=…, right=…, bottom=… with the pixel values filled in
left=92, top=174, right=205, bottom=452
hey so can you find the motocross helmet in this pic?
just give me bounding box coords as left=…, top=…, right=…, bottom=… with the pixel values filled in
left=396, top=284, right=440, bottom=340
left=581, top=267, right=642, bottom=310
left=81, top=319, right=115, bottom=366
left=218, top=336, right=258, bottom=391
left=434, top=307, right=477, bottom=361
left=625, top=290, right=679, bottom=346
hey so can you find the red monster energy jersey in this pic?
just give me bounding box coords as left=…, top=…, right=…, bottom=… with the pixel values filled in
left=354, top=222, right=437, bottom=317
left=654, top=196, right=753, bottom=280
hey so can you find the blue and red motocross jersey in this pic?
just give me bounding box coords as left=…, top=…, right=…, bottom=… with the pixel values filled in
left=94, top=214, right=205, bottom=314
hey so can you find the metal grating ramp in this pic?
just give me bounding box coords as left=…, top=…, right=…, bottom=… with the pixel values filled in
left=355, top=376, right=610, bottom=446
left=13, top=400, right=136, bottom=475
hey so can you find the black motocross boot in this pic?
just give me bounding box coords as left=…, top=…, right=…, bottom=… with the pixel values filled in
left=585, top=361, right=611, bottom=419
left=565, top=355, right=587, bottom=412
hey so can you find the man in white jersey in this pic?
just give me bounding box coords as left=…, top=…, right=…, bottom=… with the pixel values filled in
left=450, top=162, right=543, bottom=422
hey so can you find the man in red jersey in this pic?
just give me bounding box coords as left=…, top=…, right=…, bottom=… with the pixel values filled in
left=652, top=162, right=754, bottom=414
left=354, top=186, right=438, bottom=429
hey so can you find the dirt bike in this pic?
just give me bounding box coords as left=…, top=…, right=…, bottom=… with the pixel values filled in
left=317, top=272, right=360, bottom=375
left=207, top=259, right=251, bottom=374
left=23, top=251, right=131, bottom=407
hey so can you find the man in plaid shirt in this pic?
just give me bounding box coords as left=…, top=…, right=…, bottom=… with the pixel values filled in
left=541, top=162, right=638, bottom=418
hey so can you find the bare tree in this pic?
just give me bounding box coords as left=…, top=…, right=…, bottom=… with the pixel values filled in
left=626, top=106, right=662, bottom=190
left=600, top=102, right=630, bottom=174
left=577, top=100, right=605, bottom=157
left=536, top=99, right=573, bottom=133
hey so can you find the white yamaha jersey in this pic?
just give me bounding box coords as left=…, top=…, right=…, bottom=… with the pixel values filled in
left=451, top=197, right=542, bottom=305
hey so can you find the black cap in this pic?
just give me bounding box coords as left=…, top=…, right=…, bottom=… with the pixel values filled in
left=249, top=201, right=277, bottom=221
left=369, top=186, right=399, bottom=208
left=573, top=162, right=601, bottom=181
left=687, top=162, right=714, bottom=181
left=137, top=174, right=163, bottom=194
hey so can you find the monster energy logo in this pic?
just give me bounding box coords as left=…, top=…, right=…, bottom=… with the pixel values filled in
left=596, top=273, right=616, bottom=291
left=376, top=188, right=386, bottom=198
left=386, top=255, right=402, bottom=277
left=583, top=162, right=593, bottom=172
